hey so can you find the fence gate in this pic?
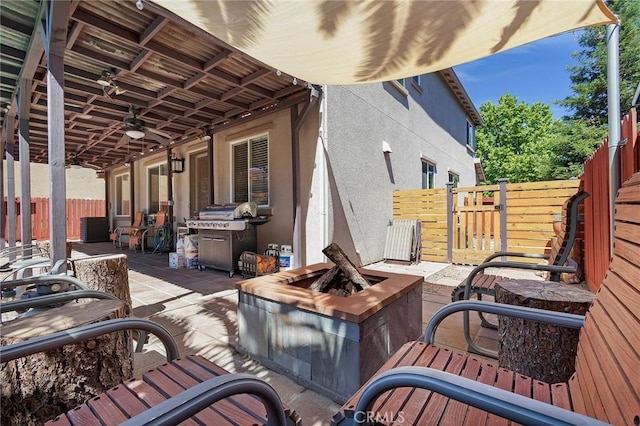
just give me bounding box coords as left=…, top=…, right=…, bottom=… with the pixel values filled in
left=449, top=182, right=505, bottom=265
left=393, top=179, right=581, bottom=265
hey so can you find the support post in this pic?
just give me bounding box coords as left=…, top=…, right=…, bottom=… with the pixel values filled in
left=607, top=22, right=621, bottom=252
left=44, top=0, right=70, bottom=267
left=498, top=178, right=508, bottom=256
left=18, top=79, right=33, bottom=256
left=446, top=182, right=454, bottom=263
left=0, top=126, right=5, bottom=250
left=5, top=113, right=17, bottom=256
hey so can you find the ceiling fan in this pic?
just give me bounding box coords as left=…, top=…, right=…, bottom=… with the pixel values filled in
left=84, top=106, right=173, bottom=147
left=96, top=69, right=126, bottom=96
left=122, top=106, right=172, bottom=146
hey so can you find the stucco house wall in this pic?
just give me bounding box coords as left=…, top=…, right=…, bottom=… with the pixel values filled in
left=322, top=76, right=476, bottom=266
left=106, top=71, right=478, bottom=268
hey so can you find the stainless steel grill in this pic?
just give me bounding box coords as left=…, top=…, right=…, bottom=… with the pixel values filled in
left=187, top=204, right=266, bottom=277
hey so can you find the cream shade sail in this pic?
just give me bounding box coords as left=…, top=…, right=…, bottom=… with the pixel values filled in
left=151, top=0, right=616, bottom=85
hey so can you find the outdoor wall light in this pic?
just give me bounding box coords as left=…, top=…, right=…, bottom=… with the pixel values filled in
left=171, top=156, right=185, bottom=173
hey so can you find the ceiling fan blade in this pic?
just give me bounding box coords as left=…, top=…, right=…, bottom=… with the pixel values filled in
left=147, top=127, right=172, bottom=139
left=146, top=130, right=170, bottom=146
left=114, top=133, right=129, bottom=149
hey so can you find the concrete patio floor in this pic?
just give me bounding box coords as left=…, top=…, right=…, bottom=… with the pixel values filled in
left=68, top=241, right=540, bottom=425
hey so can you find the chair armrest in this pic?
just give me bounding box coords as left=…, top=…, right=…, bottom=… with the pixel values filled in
left=1, top=290, right=119, bottom=314
left=482, top=251, right=550, bottom=263
left=462, top=261, right=577, bottom=299
left=351, top=367, right=607, bottom=426
left=423, top=300, right=584, bottom=345
left=1, top=274, right=89, bottom=291
left=0, top=318, right=179, bottom=363
left=121, top=374, right=287, bottom=426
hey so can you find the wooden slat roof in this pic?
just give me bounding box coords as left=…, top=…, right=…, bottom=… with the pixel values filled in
left=1, top=0, right=312, bottom=171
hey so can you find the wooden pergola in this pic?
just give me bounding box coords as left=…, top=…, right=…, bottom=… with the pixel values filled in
left=0, top=0, right=314, bottom=263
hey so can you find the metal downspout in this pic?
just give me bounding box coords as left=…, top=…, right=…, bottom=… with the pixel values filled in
left=291, top=87, right=320, bottom=267
left=606, top=22, right=621, bottom=252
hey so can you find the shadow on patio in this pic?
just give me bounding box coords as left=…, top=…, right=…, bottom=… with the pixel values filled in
left=67, top=241, right=503, bottom=425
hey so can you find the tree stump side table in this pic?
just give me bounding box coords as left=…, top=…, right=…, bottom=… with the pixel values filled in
left=0, top=300, right=130, bottom=425
left=495, top=279, right=594, bottom=383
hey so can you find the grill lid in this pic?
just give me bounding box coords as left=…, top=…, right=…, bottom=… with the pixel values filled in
left=199, top=202, right=258, bottom=220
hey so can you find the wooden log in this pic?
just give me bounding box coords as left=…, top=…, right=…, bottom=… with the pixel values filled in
left=72, top=254, right=131, bottom=315
left=309, top=265, right=340, bottom=293
left=495, top=279, right=594, bottom=383
left=0, top=299, right=132, bottom=425
left=322, top=243, right=371, bottom=290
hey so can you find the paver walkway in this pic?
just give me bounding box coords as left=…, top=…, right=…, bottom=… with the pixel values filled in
left=69, top=241, right=506, bottom=425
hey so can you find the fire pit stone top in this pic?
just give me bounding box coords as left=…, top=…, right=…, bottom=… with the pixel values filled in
left=235, top=262, right=423, bottom=323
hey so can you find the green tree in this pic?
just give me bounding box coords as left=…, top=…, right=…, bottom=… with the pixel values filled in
left=559, top=0, right=640, bottom=124
left=476, top=94, right=554, bottom=184
left=538, top=120, right=607, bottom=180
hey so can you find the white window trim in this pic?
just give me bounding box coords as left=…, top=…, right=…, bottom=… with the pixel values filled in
left=389, top=80, right=408, bottom=97
left=420, top=153, right=437, bottom=165
left=421, top=159, right=436, bottom=190
left=466, top=121, right=476, bottom=152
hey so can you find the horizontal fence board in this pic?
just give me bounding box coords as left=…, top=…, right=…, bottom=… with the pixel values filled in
left=455, top=205, right=498, bottom=212
left=506, top=223, right=556, bottom=232
left=506, top=180, right=581, bottom=191
left=455, top=184, right=500, bottom=193
left=506, top=198, right=568, bottom=207
left=508, top=206, right=565, bottom=215
left=506, top=214, right=558, bottom=223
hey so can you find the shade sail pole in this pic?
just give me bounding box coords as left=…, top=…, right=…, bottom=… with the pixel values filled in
left=607, top=22, right=620, bottom=252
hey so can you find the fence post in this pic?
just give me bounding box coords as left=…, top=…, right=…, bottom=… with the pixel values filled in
left=446, top=182, right=454, bottom=263
left=498, top=179, right=508, bottom=259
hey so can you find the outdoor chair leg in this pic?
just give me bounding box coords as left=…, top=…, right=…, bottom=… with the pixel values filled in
left=475, top=294, right=498, bottom=329
left=462, top=311, right=497, bottom=358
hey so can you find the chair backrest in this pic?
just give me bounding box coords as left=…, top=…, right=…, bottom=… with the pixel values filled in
left=569, top=173, right=640, bottom=424
left=546, top=190, right=589, bottom=281
left=132, top=211, right=145, bottom=227
left=154, top=210, right=167, bottom=228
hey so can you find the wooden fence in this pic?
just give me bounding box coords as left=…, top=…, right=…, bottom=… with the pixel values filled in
left=393, top=180, right=581, bottom=265
left=581, top=107, right=639, bottom=291
left=3, top=197, right=106, bottom=241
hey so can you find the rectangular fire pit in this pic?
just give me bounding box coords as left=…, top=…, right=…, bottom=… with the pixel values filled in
left=235, top=263, right=423, bottom=401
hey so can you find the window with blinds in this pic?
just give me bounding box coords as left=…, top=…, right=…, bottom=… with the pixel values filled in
left=232, top=135, right=269, bottom=205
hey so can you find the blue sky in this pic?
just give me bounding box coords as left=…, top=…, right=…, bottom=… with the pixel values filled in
left=454, top=32, right=584, bottom=119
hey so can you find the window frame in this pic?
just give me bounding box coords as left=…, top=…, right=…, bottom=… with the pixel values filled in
left=230, top=133, right=270, bottom=206
left=466, top=121, right=476, bottom=151
left=114, top=172, right=131, bottom=217
left=189, top=150, right=210, bottom=217
left=448, top=171, right=460, bottom=188
left=147, top=162, right=168, bottom=215
left=411, top=75, right=422, bottom=93
left=421, top=160, right=436, bottom=189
